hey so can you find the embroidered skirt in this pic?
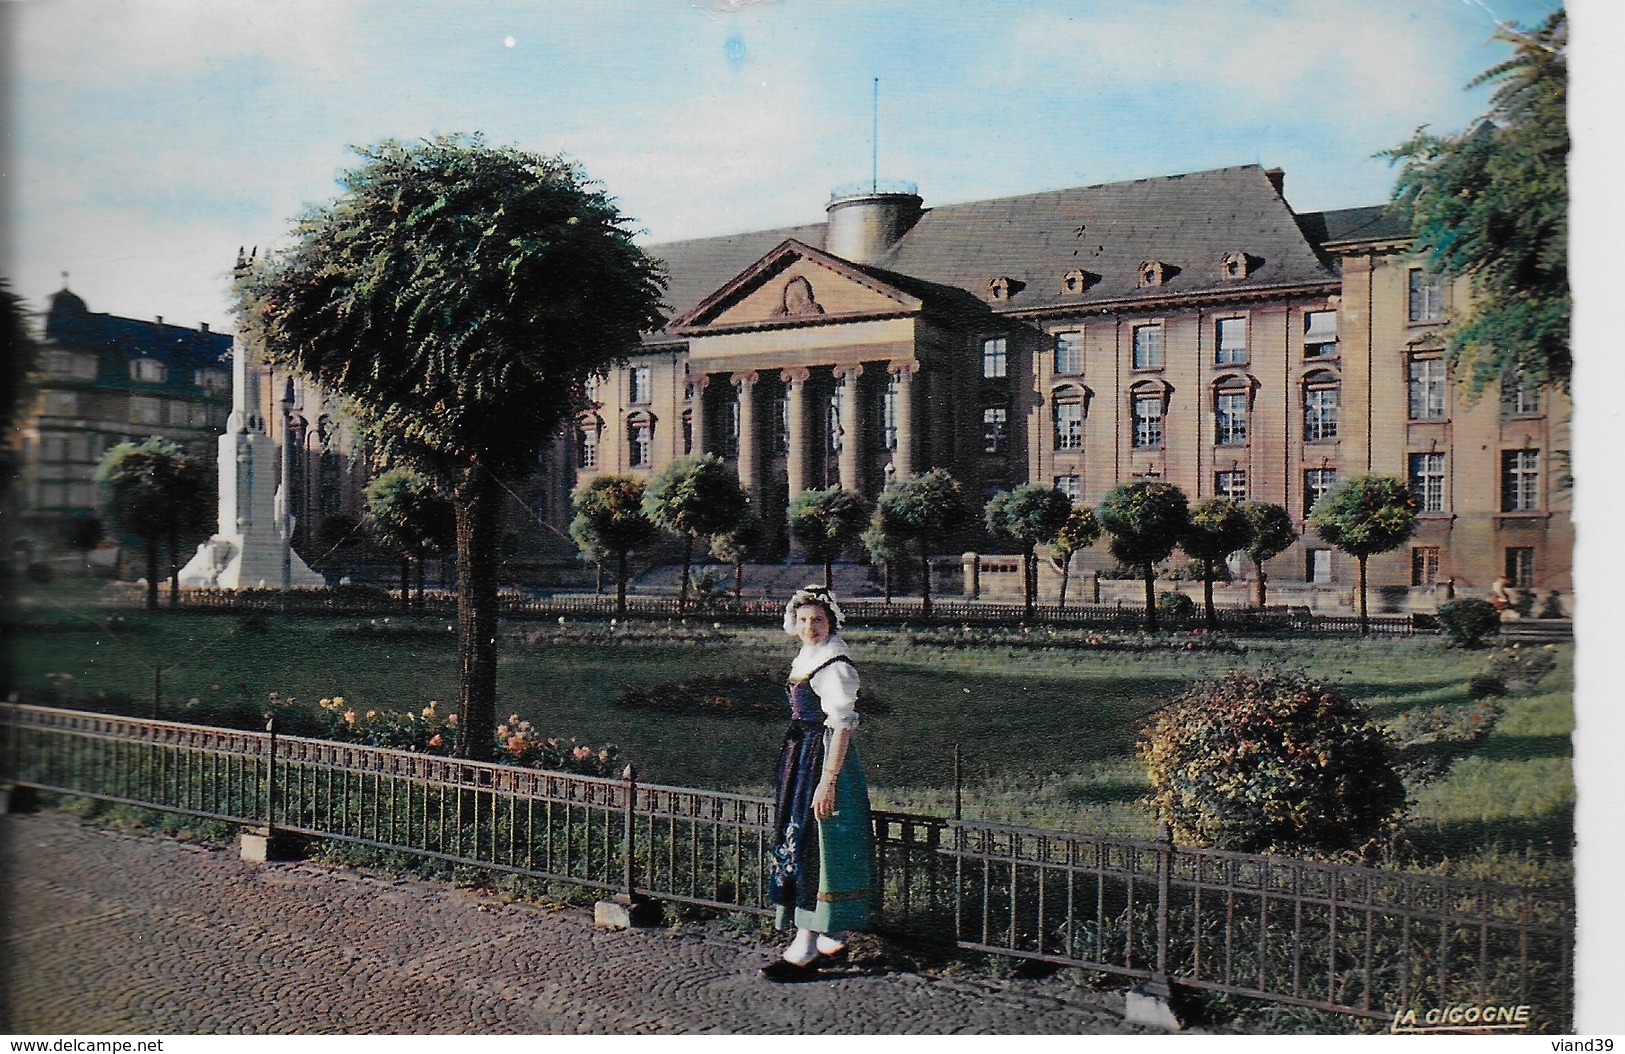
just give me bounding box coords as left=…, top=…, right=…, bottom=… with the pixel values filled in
left=769, top=721, right=871, bottom=932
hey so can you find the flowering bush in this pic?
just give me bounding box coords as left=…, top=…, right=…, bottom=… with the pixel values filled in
left=1139, top=668, right=1406, bottom=858
left=896, top=624, right=1243, bottom=654
left=495, top=714, right=620, bottom=777
left=1484, top=643, right=1558, bottom=693
left=1384, top=698, right=1505, bottom=785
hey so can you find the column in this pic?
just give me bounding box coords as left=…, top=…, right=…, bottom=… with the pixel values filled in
left=781, top=366, right=811, bottom=499
left=690, top=372, right=710, bottom=457
left=835, top=363, right=864, bottom=494
left=889, top=360, right=918, bottom=479
left=733, top=371, right=759, bottom=498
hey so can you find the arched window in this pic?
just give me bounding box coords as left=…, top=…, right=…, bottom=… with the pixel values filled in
left=1051, top=385, right=1088, bottom=451
left=627, top=413, right=655, bottom=468
left=1130, top=382, right=1168, bottom=450
left=576, top=416, right=603, bottom=470
left=1302, top=369, right=1339, bottom=442
left=1212, top=374, right=1252, bottom=447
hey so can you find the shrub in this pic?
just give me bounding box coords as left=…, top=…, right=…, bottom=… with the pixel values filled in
left=1156, top=591, right=1196, bottom=624
left=1484, top=643, right=1558, bottom=692
left=1437, top=598, right=1502, bottom=648
left=1139, top=668, right=1406, bottom=858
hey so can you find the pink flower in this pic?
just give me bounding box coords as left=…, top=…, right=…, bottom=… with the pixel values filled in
left=573, top=746, right=591, bottom=760
left=428, top=734, right=443, bottom=747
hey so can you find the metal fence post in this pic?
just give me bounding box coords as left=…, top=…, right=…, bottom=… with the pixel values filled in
left=1154, top=823, right=1171, bottom=986
left=241, top=715, right=283, bottom=862
left=622, top=763, right=637, bottom=900
left=1123, top=823, right=1191, bottom=1028
left=595, top=762, right=653, bottom=928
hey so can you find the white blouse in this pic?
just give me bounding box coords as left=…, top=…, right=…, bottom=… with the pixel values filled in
left=790, top=636, right=861, bottom=731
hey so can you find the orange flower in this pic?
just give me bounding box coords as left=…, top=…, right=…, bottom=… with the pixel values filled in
left=428, top=734, right=444, bottom=747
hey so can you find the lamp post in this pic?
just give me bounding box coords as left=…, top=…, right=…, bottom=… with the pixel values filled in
left=280, top=377, right=295, bottom=608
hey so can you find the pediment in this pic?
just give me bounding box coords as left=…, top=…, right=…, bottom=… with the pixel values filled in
left=669, top=240, right=924, bottom=334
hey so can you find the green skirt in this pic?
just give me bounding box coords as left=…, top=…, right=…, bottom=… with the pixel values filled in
left=775, top=741, right=872, bottom=933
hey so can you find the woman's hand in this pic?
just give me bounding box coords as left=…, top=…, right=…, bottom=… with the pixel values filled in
left=813, top=776, right=838, bottom=819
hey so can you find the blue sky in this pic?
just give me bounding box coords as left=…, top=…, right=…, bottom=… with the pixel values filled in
left=4, top=0, right=1577, bottom=331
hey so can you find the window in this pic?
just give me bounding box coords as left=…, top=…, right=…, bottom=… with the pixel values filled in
left=1303, top=311, right=1338, bottom=358
left=1215, top=470, right=1248, bottom=502
left=1408, top=269, right=1445, bottom=323
left=629, top=366, right=652, bottom=404
left=1408, top=356, right=1446, bottom=421
left=130, top=359, right=165, bottom=383
left=1053, top=398, right=1083, bottom=451
left=585, top=375, right=602, bottom=403
left=629, top=419, right=653, bottom=467
left=1408, top=452, right=1446, bottom=514
left=681, top=411, right=693, bottom=456
left=1303, top=372, right=1339, bottom=442
left=1412, top=547, right=1441, bottom=586
left=725, top=391, right=741, bottom=458
left=981, top=338, right=1008, bottom=379
left=983, top=407, right=1008, bottom=455
left=1132, top=393, right=1164, bottom=449
left=1304, top=467, right=1337, bottom=517
left=775, top=387, right=791, bottom=455
left=130, top=397, right=163, bottom=425
left=46, top=351, right=75, bottom=377
left=44, top=392, right=77, bottom=417
left=195, top=368, right=228, bottom=391
left=67, top=435, right=90, bottom=462
left=70, top=482, right=98, bottom=508
left=41, top=436, right=66, bottom=462
left=1054, top=331, right=1083, bottom=374
left=1505, top=547, right=1535, bottom=588
left=1132, top=324, right=1163, bottom=370
left=884, top=373, right=901, bottom=451
left=1215, top=388, right=1248, bottom=446
left=1215, top=317, right=1248, bottom=365
left=1501, top=449, right=1540, bottom=512
left=827, top=388, right=843, bottom=454
left=1500, top=377, right=1541, bottom=417
left=1306, top=548, right=1333, bottom=584
left=1054, top=475, right=1082, bottom=503
left=577, top=425, right=599, bottom=469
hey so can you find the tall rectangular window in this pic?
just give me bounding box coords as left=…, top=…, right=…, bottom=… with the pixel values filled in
left=577, top=427, right=598, bottom=469
left=1501, top=449, right=1540, bottom=512
left=131, top=359, right=165, bottom=383
left=1408, top=269, right=1445, bottom=323
left=1500, top=377, right=1541, bottom=417
left=1053, top=399, right=1083, bottom=450
left=884, top=373, right=900, bottom=451
left=1215, top=470, right=1248, bottom=502
left=1132, top=394, right=1164, bottom=448
left=827, top=389, right=842, bottom=455
left=130, top=397, right=162, bottom=425
left=775, top=388, right=790, bottom=455
left=1408, top=452, right=1446, bottom=514
left=1304, top=467, right=1337, bottom=517
left=982, top=337, right=1008, bottom=379
left=1505, top=547, right=1535, bottom=587
left=1132, top=324, right=1163, bottom=370
left=1215, top=317, right=1248, bottom=365
left=1054, top=331, right=1083, bottom=374
left=1412, top=546, right=1441, bottom=586
left=1054, top=474, right=1082, bottom=503
left=725, top=393, right=741, bottom=458
left=982, top=407, right=1008, bottom=454
left=1303, top=310, right=1338, bottom=358
left=1408, top=356, right=1446, bottom=420
left=1306, top=548, right=1333, bottom=583
left=44, top=392, right=78, bottom=417
left=1303, top=381, right=1338, bottom=442
left=629, top=366, right=652, bottom=404
left=1215, top=390, right=1248, bottom=446
left=629, top=420, right=653, bottom=467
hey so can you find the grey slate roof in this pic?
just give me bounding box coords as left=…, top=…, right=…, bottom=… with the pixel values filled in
left=1296, top=204, right=1412, bottom=246
left=643, top=164, right=1351, bottom=342
left=43, top=289, right=233, bottom=373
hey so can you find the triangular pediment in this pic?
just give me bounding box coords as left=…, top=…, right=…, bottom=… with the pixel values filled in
left=669, top=240, right=924, bottom=334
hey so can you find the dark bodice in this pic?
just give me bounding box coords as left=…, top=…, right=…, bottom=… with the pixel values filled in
left=785, top=656, right=854, bottom=724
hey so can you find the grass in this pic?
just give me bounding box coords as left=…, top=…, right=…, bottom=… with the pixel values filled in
left=2, top=578, right=1574, bottom=883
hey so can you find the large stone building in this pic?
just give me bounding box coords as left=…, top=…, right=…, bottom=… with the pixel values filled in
left=573, top=164, right=1570, bottom=595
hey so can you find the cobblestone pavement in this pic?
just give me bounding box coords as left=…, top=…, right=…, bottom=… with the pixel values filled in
left=0, top=812, right=1199, bottom=1036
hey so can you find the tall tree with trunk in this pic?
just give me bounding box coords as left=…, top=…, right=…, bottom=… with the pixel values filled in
left=1240, top=502, right=1297, bottom=609
left=1179, top=497, right=1253, bottom=629
left=570, top=474, right=658, bottom=617
left=710, top=507, right=765, bottom=602
left=1383, top=10, right=1568, bottom=395
left=366, top=467, right=456, bottom=611
left=1049, top=507, right=1101, bottom=610
left=1309, top=475, right=1418, bottom=636
left=877, top=469, right=973, bottom=619
left=985, top=484, right=1073, bottom=622
left=861, top=515, right=910, bottom=605
left=96, top=438, right=210, bottom=611
left=1098, top=481, right=1189, bottom=631
left=235, top=135, right=666, bottom=756
left=786, top=486, right=870, bottom=589
left=643, top=454, right=748, bottom=611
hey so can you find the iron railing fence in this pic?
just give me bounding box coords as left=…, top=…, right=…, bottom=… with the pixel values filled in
left=1, top=704, right=1570, bottom=1029
left=114, top=587, right=1423, bottom=635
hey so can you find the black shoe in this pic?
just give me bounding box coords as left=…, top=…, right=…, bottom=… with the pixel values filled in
left=759, top=958, right=821, bottom=983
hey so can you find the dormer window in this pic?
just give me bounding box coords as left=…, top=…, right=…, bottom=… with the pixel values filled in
left=1221, top=251, right=1257, bottom=280
left=130, top=358, right=165, bottom=383
left=1137, top=261, right=1169, bottom=288
left=987, top=276, right=1023, bottom=301
left=1061, top=269, right=1092, bottom=295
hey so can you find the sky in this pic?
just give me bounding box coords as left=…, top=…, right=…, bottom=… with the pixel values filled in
left=1, top=0, right=1580, bottom=333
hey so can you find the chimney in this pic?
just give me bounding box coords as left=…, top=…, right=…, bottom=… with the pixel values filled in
left=154, top=315, right=164, bottom=327
left=200, top=322, right=210, bottom=333
left=1264, top=168, right=1285, bottom=196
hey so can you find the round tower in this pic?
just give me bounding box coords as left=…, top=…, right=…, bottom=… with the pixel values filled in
left=824, top=182, right=922, bottom=266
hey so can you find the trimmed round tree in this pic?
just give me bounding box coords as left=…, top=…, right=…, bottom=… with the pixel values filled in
left=1308, top=475, right=1419, bottom=635
left=861, top=514, right=910, bottom=604
left=570, top=474, right=658, bottom=617
left=710, top=507, right=766, bottom=601
left=786, top=486, right=870, bottom=589
left=642, top=454, right=748, bottom=611
left=1049, top=506, right=1101, bottom=610
left=1097, top=480, right=1189, bottom=631
left=1240, top=502, right=1298, bottom=609
left=877, top=468, right=974, bottom=618
left=366, top=467, right=456, bottom=611
left=96, top=438, right=211, bottom=611
left=1180, top=497, right=1253, bottom=629
left=985, top=483, right=1073, bottom=622
left=1139, top=668, right=1407, bottom=858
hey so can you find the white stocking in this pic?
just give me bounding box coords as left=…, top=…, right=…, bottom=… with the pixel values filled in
left=783, top=927, right=818, bottom=966
left=816, top=932, right=846, bottom=955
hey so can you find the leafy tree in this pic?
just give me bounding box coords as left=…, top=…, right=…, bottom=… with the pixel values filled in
left=1437, top=598, right=1503, bottom=649
left=64, top=515, right=105, bottom=575
left=1179, top=497, right=1253, bottom=629
left=709, top=506, right=764, bottom=602
left=786, top=486, right=870, bottom=590
left=1240, top=502, right=1298, bottom=609
left=642, top=454, right=748, bottom=611
left=235, top=135, right=665, bottom=757
left=861, top=514, right=910, bottom=605
left=1309, top=475, right=1419, bottom=635
left=96, top=438, right=211, bottom=611
left=570, top=474, right=658, bottom=617
left=876, top=468, right=973, bottom=618
left=1, top=280, right=39, bottom=501
left=366, top=467, right=456, bottom=611
left=1097, top=481, right=1189, bottom=631
left=1048, top=507, right=1101, bottom=610
left=1383, top=10, right=1568, bottom=394
left=984, top=484, right=1072, bottom=622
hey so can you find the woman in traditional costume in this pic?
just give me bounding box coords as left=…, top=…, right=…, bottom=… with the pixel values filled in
left=760, top=585, right=872, bottom=981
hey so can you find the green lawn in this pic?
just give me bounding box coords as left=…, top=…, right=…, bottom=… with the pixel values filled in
left=3, top=582, right=1572, bottom=881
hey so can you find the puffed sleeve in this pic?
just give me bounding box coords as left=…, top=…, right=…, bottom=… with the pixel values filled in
left=810, top=660, right=860, bottom=731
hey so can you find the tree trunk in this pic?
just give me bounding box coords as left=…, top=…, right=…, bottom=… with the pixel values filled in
left=1203, top=558, right=1217, bottom=629
left=921, top=548, right=933, bottom=619
left=823, top=559, right=834, bottom=590
left=678, top=535, right=694, bottom=612
left=734, top=559, right=744, bottom=601
left=167, top=533, right=180, bottom=608
left=400, top=555, right=412, bottom=613
left=1357, top=554, right=1369, bottom=636
left=1058, top=560, right=1071, bottom=610
left=415, top=556, right=426, bottom=608
left=1023, top=545, right=1035, bottom=623
left=1142, top=562, right=1157, bottom=631
left=1254, top=559, right=1268, bottom=609
left=145, top=538, right=159, bottom=611
left=883, top=561, right=893, bottom=604
left=453, top=466, right=501, bottom=759
left=616, top=548, right=628, bottom=618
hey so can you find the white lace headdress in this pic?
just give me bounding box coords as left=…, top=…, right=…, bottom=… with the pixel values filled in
left=783, top=585, right=844, bottom=635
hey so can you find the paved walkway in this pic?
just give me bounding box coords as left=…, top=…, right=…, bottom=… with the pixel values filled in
left=0, top=812, right=1197, bottom=1036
